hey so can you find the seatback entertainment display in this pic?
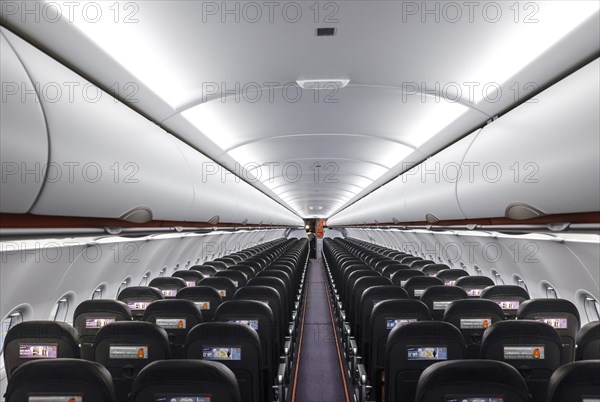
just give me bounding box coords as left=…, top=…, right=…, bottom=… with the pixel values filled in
left=126, top=300, right=152, bottom=311
left=386, top=318, right=417, bottom=330
left=503, top=345, right=545, bottom=360
left=407, top=346, right=448, bottom=360
left=229, top=319, right=259, bottom=330
left=535, top=317, right=568, bottom=329
left=85, top=317, right=116, bottom=329
left=202, top=346, right=241, bottom=361
left=19, top=344, right=58, bottom=359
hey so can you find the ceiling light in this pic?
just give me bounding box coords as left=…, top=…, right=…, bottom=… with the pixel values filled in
left=296, top=79, right=350, bottom=90
left=308, top=206, right=324, bottom=210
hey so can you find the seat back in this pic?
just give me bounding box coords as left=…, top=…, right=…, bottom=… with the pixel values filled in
left=390, top=269, right=425, bottom=286
left=547, top=360, right=600, bottom=402
left=434, top=269, right=469, bottom=285
left=142, top=299, right=203, bottom=358
left=185, top=322, right=263, bottom=402
left=189, top=264, right=218, bottom=277
left=576, top=321, right=600, bottom=361
left=404, top=276, right=444, bottom=299
left=228, top=264, right=257, bottom=280
left=384, top=321, right=466, bottom=402
left=3, top=321, right=80, bottom=380
left=129, top=360, right=241, bottom=402
left=199, top=277, right=237, bottom=301
left=91, top=321, right=171, bottom=402
left=480, top=320, right=563, bottom=402
left=414, top=360, right=532, bottom=402
left=5, top=359, right=117, bottom=402
left=443, top=299, right=505, bottom=358
left=420, top=285, right=469, bottom=320
left=176, top=286, right=223, bottom=321
left=117, top=286, right=164, bottom=319
left=234, top=286, right=283, bottom=348
left=148, top=277, right=187, bottom=298
left=215, top=270, right=249, bottom=288
left=172, top=270, right=205, bottom=287
left=454, top=276, right=494, bottom=297
left=367, top=300, right=432, bottom=401
left=74, top=300, right=133, bottom=360
left=351, top=276, right=392, bottom=331
left=421, top=264, right=450, bottom=276
left=480, top=285, right=530, bottom=319
left=517, top=298, right=580, bottom=362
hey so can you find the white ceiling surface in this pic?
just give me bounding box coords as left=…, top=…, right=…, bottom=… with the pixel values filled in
left=3, top=1, right=598, bottom=218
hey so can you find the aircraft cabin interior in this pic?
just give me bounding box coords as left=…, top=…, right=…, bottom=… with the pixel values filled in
left=1, top=1, right=600, bottom=401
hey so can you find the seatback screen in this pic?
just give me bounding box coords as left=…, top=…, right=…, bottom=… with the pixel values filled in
left=109, top=345, right=148, bottom=359
left=185, top=281, right=196, bottom=287
left=535, top=317, right=568, bottom=329
left=194, top=301, right=211, bottom=310
left=155, top=396, right=211, bottom=402
left=433, top=301, right=453, bottom=311
left=460, top=317, right=492, bottom=329
left=444, top=280, right=456, bottom=286
left=19, top=344, right=58, bottom=359
left=503, top=345, right=545, bottom=360
left=202, top=346, right=241, bottom=361
left=446, top=398, right=504, bottom=402
left=161, top=289, right=178, bottom=297
left=85, top=317, right=116, bottom=329
left=582, top=398, right=600, bottom=402
left=414, top=289, right=425, bottom=297
left=29, top=397, right=83, bottom=402
left=407, top=346, right=447, bottom=360
left=495, top=300, right=520, bottom=310
left=386, top=318, right=417, bottom=330
left=126, top=300, right=151, bottom=311
left=156, top=318, right=187, bottom=329
left=466, top=288, right=483, bottom=296
left=229, top=319, right=259, bottom=330
left=217, top=289, right=227, bottom=297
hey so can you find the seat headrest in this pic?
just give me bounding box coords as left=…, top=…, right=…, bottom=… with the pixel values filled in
left=4, top=320, right=79, bottom=348
left=420, top=285, right=469, bottom=301
left=517, top=299, right=580, bottom=323
left=248, top=276, right=286, bottom=289
left=172, top=270, right=205, bottom=284
left=415, top=360, right=531, bottom=401
left=234, top=285, right=280, bottom=301
left=176, top=285, right=223, bottom=301
left=362, top=285, right=409, bottom=302
left=388, top=321, right=465, bottom=347
left=421, top=263, right=449, bottom=275
left=371, top=299, right=432, bottom=319
left=454, top=276, right=495, bottom=288
left=434, top=269, right=469, bottom=283
left=578, top=320, right=600, bottom=343
left=130, top=360, right=240, bottom=401
left=185, top=322, right=260, bottom=348
left=480, top=285, right=530, bottom=300
left=443, top=299, right=505, bottom=319
left=93, top=321, right=170, bottom=350
left=117, top=286, right=164, bottom=301
left=199, top=277, right=236, bottom=288
left=142, top=299, right=202, bottom=318
left=189, top=265, right=218, bottom=276
left=547, top=360, right=600, bottom=400
left=5, top=359, right=117, bottom=402
left=148, top=277, right=187, bottom=289
left=482, top=320, right=563, bottom=346
left=215, top=300, right=275, bottom=322
left=74, top=299, right=132, bottom=320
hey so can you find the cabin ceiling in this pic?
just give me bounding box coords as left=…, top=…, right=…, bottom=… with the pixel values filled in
left=3, top=1, right=598, bottom=219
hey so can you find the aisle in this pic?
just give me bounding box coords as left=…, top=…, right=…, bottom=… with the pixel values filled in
left=292, top=259, right=350, bottom=402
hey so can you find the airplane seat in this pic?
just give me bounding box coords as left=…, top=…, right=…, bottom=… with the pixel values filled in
left=390, top=269, right=426, bottom=286
left=480, top=285, right=531, bottom=319
left=2, top=321, right=80, bottom=380
left=575, top=321, right=600, bottom=360
left=184, top=322, right=264, bottom=402
left=480, top=320, right=563, bottom=402
left=172, top=270, right=205, bottom=287
left=175, top=286, right=223, bottom=321
left=381, top=263, right=411, bottom=278
left=546, top=360, right=600, bottom=402
left=91, top=321, right=171, bottom=402
left=409, top=259, right=436, bottom=270
left=454, top=276, right=495, bottom=297
left=344, top=270, right=380, bottom=312
left=434, top=268, right=470, bottom=285
left=148, top=277, right=187, bottom=298
left=234, top=286, right=284, bottom=347
left=247, top=277, right=289, bottom=319
left=141, top=299, right=203, bottom=358
left=116, top=286, right=164, bottom=320
left=374, top=259, right=400, bottom=273
left=403, top=276, right=444, bottom=299
left=199, top=277, right=237, bottom=301
left=414, top=360, right=532, bottom=402
left=400, top=256, right=421, bottom=266
left=421, top=263, right=451, bottom=277
left=517, top=298, right=580, bottom=362
left=215, top=269, right=249, bottom=288
left=129, top=360, right=241, bottom=402
left=214, top=300, right=277, bottom=379
left=73, top=300, right=133, bottom=360
left=215, top=257, right=238, bottom=267
left=189, top=264, right=219, bottom=277
left=443, top=299, right=506, bottom=358
left=204, top=260, right=228, bottom=271
left=367, top=299, right=432, bottom=401
left=384, top=321, right=466, bottom=402
left=358, top=285, right=409, bottom=355
left=256, top=270, right=295, bottom=311
left=419, top=285, right=469, bottom=321
left=5, top=358, right=117, bottom=402
left=350, top=276, right=393, bottom=333
left=228, top=264, right=257, bottom=280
